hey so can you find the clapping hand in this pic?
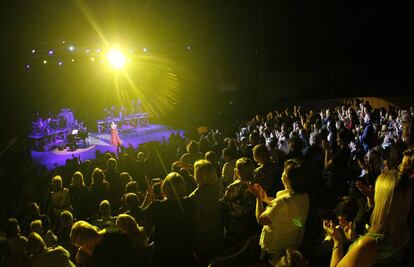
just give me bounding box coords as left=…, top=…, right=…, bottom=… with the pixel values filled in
left=323, top=220, right=343, bottom=245
left=249, top=183, right=268, bottom=202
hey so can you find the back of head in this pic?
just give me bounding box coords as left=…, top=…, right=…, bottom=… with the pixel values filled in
left=283, top=159, right=309, bottom=194
left=194, top=159, right=217, bottom=186
left=236, top=157, right=255, bottom=182
left=125, top=181, right=138, bottom=194
left=91, top=168, right=105, bottom=185
left=253, top=144, right=270, bottom=164
left=107, top=158, right=117, bottom=170
left=71, top=171, right=85, bottom=187
left=125, top=193, right=139, bottom=209
left=205, top=151, right=218, bottom=163
left=370, top=170, right=413, bottom=248
left=4, top=218, right=19, bottom=238
left=99, top=200, right=112, bottom=216
left=116, top=214, right=140, bottom=237
left=335, top=196, right=360, bottom=222
left=274, top=248, right=306, bottom=267
left=222, top=147, right=236, bottom=161
left=162, top=172, right=187, bottom=200
left=187, top=140, right=200, bottom=154
left=27, top=232, right=46, bottom=257
left=70, top=221, right=100, bottom=248
left=59, top=211, right=74, bottom=228
left=30, top=219, right=44, bottom=235
left=52, top=175, right=63, bottom=191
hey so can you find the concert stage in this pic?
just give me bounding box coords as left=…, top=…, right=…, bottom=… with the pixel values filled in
left=31, top=124, right=184, bottom=169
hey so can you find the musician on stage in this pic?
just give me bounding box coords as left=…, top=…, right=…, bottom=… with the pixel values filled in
left=110, top=122, right=122, bottom=153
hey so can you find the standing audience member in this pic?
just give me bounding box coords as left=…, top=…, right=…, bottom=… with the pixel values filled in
left=323, top=170, right=412, bottom=266
left=68, top=171, right=90, bottom=220
left=142, top=172, right=193, bottom=267
left=89, top=168, right=111, bottom=217
left=26, top=232, right=75, bottom=267
left=251, top=159, right=310, bottom=263
left=252, top=144, right=282, bottom=197
left=188, top=159, right=222, bottom=262
left=220, top=157, right=260, bottom=245
left=48, top=175, right=70, bottom=224
left=70, top=220, right=138, bottom=267
left=5, top=218, right=28, bottom=267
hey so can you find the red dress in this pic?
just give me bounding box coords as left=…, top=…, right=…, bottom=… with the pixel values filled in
left=110, top=127, right=121, bottom=146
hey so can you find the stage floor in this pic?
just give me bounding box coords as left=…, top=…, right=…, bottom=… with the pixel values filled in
left=31, top=124, right=184, bottom=169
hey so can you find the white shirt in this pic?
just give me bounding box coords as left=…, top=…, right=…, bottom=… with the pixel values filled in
left=260, top=190, right=309, bottom=256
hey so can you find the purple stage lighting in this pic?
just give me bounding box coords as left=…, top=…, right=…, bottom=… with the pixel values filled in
left=48, top=50, right=54, bottom=55
left=58, top=61, right=63, bottom=66
left=25, top=64, right=31, bottom=69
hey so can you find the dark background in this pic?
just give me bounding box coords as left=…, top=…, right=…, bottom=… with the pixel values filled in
left=1, top=0, right=414, bottom=146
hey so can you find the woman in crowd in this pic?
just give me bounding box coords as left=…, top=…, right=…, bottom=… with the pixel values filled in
left=26, top=232, right=75, bottom=267
left=324, top=169, right=412, bottom=266
left=220, top=157, right=259, bottom=245
left=68, top=171, right=90, bottom=220
left=142, top=172, right=193, bottom=267
left=48, top=175, right=70, bottom=223
left=116, top=214, right=148, bottom=266
left=250, top=158, right=310, bottom=263
left=188, top=159, right=222, bottom=262
left=70, top=220, right=137, bottom=267
left=89, top=168, right=111, bottom=217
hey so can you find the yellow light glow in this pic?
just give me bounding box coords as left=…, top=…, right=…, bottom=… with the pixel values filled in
left=107, top=49, right=126, bottom=69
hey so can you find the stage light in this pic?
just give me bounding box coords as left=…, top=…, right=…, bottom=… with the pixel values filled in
left=128, top=49, right=134, bottom=53
left=68, top=46, right=75, bottom=51
left=31, top=49, right=36, bottom=54
left=187, top=45, right=191, bottom=50
left=86, top=48, right=90, bottom=53
left=90, top=57, right=95, bottom=62
left=43, top=60, right=47, bottom=64
left=48, top=50, right=54, bottom=55
left=142, top=48, right=147, bottom=52
left=58, top=61, right=63, bottom=66
left=26, top=64, right=31, bottom=69
left=62, top=40, right=66, bottom=44
left=71, top=59, right=75, bottom=62
left=107, top=49, right=126, bottom=69
left=96, top=49, right=101, bottom=53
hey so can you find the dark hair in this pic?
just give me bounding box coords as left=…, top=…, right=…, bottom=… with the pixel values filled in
left=284, top=159, right=309, bottom=194
left=335, top=196, right=359, bottom=222
left=187, top=140, right=200, bottom=154
left=222, top=147, right=236, bottom=160
left=5, top=218, right=19, bottom=238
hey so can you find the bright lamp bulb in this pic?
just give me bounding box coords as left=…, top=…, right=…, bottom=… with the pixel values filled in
left=107, top=49, right=126, bottom=69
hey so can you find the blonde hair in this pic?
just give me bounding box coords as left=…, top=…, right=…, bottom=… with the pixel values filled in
left=162, top=172, right=187, bottom=200
left=194, top=160, right=217, bottom=186
left=370, top=170, right=413, bottom=248
left=71, top=171, right=85, bottom=187
left=27, top=232, right=46, bottom=257
left=70, top=221, right=101, bottom=248
left=116, top=214, right=141, bottom=238
left=52, top=175, right=63, bottom=191
left=91, top=168, right=106, bottom=185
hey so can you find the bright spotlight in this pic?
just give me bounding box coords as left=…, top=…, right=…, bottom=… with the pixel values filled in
left=43, top=60, right=47, bottom=64
left=68, top=46, right=75, bottom=51
left=107, top=49, right=126, bottom=69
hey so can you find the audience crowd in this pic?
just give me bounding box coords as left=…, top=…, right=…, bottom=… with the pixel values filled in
left=1, top=98, right=414, bottom=267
